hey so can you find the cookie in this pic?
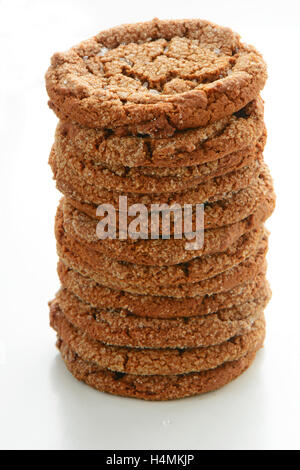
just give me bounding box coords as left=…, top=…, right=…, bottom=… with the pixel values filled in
left=53, top=288, right=269, bottom=349
left=52, top=134, right=267, bottom=217
left=49, top=135, right=268, bottom=207
left=57, top=339, right=259, bottom=400
left=56, top=202, right=264, bottom=288
left=57, top=231, right=268, bottom=298
left=51, top=141, right=263, bottom=194
left=58, top=261, right=268, bottom=319
left=61, top=187, right=275, bottom=265
left=52, top=158, right=273, bottom=231
left=100, top=140, right=264, bottom=178
left=64, top=198, right=274, bottom=266
left=51, top=301, right=266, bottom=375
left=51, top=143, right=265, bottom=210
left=45, top=19, right=267, bottom=136
left=54, top=99, right=264, bottom=172
left=56, top=160, right=271, bottom=224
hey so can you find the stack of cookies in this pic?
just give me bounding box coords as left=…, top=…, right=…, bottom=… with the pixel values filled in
left=46, top=19, right=275, bottom=400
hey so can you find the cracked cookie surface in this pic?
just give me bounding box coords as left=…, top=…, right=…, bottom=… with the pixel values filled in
left=60, top=175, right=274, bottom=266
left=50, top=301, right=265, bottom=375
left=57, top=339, right=259, bottom=400
left=52, top=288, right=269, bottom=349
left=50, top=143, right=263, bottom=195
left=62, top=199, right=273, bottom=266
left=57, top=232, right=268, bottom=298
left=58, top=261, right=268, bottom=319
left=54, top=98, right=265, bottom=168
left=56, top=202, right=265, bottom=289
left=46, top=19, right=267, bottom=136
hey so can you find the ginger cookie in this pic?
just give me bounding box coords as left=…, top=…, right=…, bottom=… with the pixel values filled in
left=52, top=158, right=273, bottom=225
left=54, top=99, right=264, bottom=168
left=52, top=135, right=267, bottom=211
left=56, top=202, right=264, bottom=288
left=57, top=223, right=264, bottom=289
left=57, top=232, right=268, bottom=298
left=46, top=19, right=267, bottom=136
left=49, top=136, right=269, bottom=207
left=57, top=339, right=259, bottom=400
left=51, top=142, right=263, bottom=194
left=58, top=260, right=268, bottom=319
left=61, top=186, right=275, bottom=266
left=62, top=199, right=275, bottom=266
left=53, top=288, right=269, bottom=349
left=51, top=301, right=265, bottom=375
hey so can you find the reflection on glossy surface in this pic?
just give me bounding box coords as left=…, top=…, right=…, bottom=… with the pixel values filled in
left=49, top=350, right=268, bottom=450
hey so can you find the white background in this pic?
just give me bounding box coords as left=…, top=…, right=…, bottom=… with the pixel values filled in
left=0, top=0, right=299, bottom=450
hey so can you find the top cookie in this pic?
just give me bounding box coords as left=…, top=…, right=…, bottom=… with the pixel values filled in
left=46, top=19, right=267, bottom=136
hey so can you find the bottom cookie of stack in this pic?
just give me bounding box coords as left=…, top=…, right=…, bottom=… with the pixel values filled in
left=49, top=286, right=268, bottom=400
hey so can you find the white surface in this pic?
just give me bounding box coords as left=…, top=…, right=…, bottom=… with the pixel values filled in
left=0, top=0, right=299, bottom=450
